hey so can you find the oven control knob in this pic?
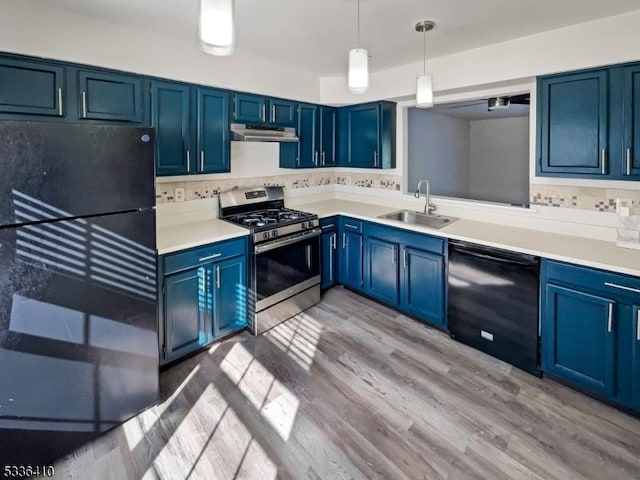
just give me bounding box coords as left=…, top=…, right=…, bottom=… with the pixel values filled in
left=271, top=230, right=278, bottom=238
left=262, top=232, right=269, bottom=240
left=302, top=222, right=307, bottom=229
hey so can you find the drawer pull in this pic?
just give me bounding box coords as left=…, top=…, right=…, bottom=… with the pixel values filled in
left=321, top=224, right=335, bottom=230
left=345, top=224, right=359, bottom=230
left=604, top=282, right=640, bottom=294
left=607, top=303, right=614, bottom=333
left=199, top=253, right=222, bottom=262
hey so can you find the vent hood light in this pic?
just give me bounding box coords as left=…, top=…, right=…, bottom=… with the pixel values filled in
left=199, top=0, right=235, bottom=56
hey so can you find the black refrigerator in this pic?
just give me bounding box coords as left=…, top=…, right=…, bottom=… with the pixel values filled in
left=0, top=121, right=158, bottom=466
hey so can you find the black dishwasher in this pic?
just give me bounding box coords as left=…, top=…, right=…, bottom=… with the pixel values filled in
left=448, top=241, right=541, bottom=376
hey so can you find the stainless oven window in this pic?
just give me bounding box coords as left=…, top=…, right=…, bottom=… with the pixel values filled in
left=255, top=235, right=320, bottom=302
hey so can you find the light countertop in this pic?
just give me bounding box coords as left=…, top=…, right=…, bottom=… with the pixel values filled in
left=157, top=219, right=249, bottom=255
left=294, top=199, right=640, bottom=278
left=156, top=199, right=640, bottom=278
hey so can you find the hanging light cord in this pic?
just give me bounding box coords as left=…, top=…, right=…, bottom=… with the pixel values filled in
left=356, top=0, right=361, bottom=47
left=422, top=25, right=426, bottom=76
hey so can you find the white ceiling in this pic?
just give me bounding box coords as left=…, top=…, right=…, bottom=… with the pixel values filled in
left=431, top=99, right=529, bottom=121
left=25, top=0, right=640, bottom=76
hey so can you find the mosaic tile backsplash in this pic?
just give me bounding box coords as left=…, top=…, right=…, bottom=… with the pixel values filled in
left=530, top=185, right=640, bottom=212
left=156, top=173, right=402, bottom=203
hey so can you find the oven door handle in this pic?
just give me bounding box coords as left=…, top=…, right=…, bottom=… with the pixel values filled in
left=254, top=228, right=322, bottom=254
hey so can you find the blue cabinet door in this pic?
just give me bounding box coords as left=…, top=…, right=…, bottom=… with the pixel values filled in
left=233, top=93, right=266, bottom=124
left=341, top=103, right=379, bottom=167
left=321, top=229, right=338, bottom=289
left=339, top=229, right=363, bottom=291
left=197, top=87, right=230, bottom=174
left=164, top=267, right=208, bottom=362
left=622, top=65, right=640, bottom=178
left=0, top=57, right=65, bottom=117
left=402, top=247, right=445, bottom=327
left=538, top=70, right=609, bottom=176
left=77, top=70, right=144, bottom=123
left=151, top=81, right=191, bottom=176
left=320, top=106, right=337, bottom=167
left=632, top=305, right=640, bottom=408
left=364, top=236, right=399, bottom=305
left=542, top=284, right=616, bottom=396
left=213, top=256, right=248, bottom=337
left=298, top=103, right=319, bottom=168
left=269, top=99, right=296, bottom=127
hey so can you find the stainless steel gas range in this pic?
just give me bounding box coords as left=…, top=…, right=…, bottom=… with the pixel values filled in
left=219, top=186, right=320, bottom=335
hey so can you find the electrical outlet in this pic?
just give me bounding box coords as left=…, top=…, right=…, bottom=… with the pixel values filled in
left=174, top=187, right=186, bottom=202
left=616, top=198, right=632, bottom=216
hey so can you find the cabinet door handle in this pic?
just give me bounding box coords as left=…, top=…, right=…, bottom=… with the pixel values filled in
left=601, top=149, right=607, bottom=175
left=607, top=303, right=613, bottom=333
left=314, top=151, right=318, bottom=166
left=403, top=249, right=407, bottom=269
left=626, top=148, right=632, bottom=176
left=200, top=151, right=205, bottom=171
left=199, top=253, right=222, bottom=262
left=216, top=265, right=221, bottom=289
left=57, top=88, right=63, bottom=116
left=271, top=104, right=276, bottom=122
left=636, top=309, right=640, bottom=341
left=329, top=238, right=334, bottom=280
left=604, top=282, right=640, bottom=294
left=186, top=150, right=190, bottom=173
left=322, top=151, right=326, bottom=166
left=332, top=233, right=337, bottom=250
left=342, top=232, right=346, bottom=249
left=373, top=150, right=378, bottom=167
left=81, top=91, right=87, bottom=118
left=262, top=104, right=266, bottom=122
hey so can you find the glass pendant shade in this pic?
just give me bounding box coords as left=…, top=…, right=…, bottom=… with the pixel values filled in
left=199, top=0, right=235, bottom=56
left=348, top=48, right=369, bottom=94
left=416, top=74, right=433, bottom=108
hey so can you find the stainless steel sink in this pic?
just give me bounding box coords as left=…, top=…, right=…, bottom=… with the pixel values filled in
left=377, top=210, right=458, bottom=229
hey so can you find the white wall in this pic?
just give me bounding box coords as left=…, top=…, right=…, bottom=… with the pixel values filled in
left=0, top=0, right=320, bottom=102
left=320, top=9, right=640, bottom=104
left=407, top=109, right=470, bottom=198
left=469, top=117, right=530, bottom=205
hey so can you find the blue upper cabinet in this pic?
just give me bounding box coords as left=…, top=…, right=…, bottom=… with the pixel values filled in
left=297, top=103, right=320, bottom=168
left=538, top=70, right=609, bottom=177
left=233, top=93, right=267, bottom=124
left=77, top=69, right=145, bottom=123
left=542, top=283, right=616, bottom=397
left=320, top=106, right=337, bottom=167
left=151, top=81, right=192, bottom=176
left=196, top=87, right=230, bottom=174
left=0, top=57, right=65, bottom=117
left=269, top=98, right=296, bottom=127
left=338, top=101, right=396, bottom=169
left=622, top=65, right=640, bottom=178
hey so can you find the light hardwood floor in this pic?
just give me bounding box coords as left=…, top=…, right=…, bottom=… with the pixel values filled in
left=52, top=287, right=640, bottom=480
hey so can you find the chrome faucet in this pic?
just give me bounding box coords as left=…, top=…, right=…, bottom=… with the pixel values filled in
left=415, top=179, right=436, bottom=214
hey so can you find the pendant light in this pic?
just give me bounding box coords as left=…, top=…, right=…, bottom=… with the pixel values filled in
left=199, top=0, right=235, bottom=56
left=415, top=20, right=435, bottom=108
left=348, top=0, right=368, bottom=94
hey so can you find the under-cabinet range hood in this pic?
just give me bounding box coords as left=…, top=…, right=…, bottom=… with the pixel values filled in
left=231, top=124, right=299, bottom=142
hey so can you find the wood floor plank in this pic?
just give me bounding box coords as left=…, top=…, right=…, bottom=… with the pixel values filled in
left=49, top=287, right=640, bottom=480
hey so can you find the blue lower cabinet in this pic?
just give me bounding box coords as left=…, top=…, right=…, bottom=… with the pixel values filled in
left=320, top=220, right=338, bottom=289
left=402, top=247, right=445, bottom=327
left=213, top=255, right=248, bottom=337
left=338, top=225, right=363, bottom=291
left=163, top=266, right=209, bottom=362
left=631, top=305, right=640, bottom=408
left=542, top=284, right=616, bottom=397
left=364, top=236, right=399, bottom=304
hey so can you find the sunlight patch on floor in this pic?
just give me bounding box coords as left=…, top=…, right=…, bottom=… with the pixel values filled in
left=265, top=313, right=322, bottom=373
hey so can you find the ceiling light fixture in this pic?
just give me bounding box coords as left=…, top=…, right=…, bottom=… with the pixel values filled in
left=348, top=0, right=368, bottom=94
left=415, top=20, right=435, bottom=108
left=199, top=0, right=235, bottom=56
left=488, top=96, right=511, bottom=111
